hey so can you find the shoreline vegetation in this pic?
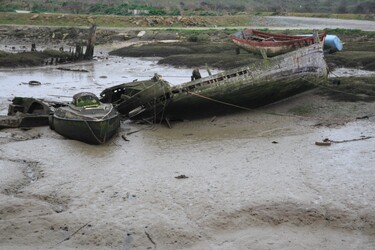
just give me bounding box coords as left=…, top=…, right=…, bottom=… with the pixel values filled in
left=1, top=22, right=375, bottom=71
left=1, top=0, right=375, bottom=19
left=0, top=12, right=374, bottom=28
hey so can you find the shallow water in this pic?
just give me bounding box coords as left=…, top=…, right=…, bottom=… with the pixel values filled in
left=0, top=51, right=219, bottom=115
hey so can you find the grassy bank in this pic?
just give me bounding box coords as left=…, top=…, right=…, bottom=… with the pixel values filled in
left=0, top=12, right=251, bottom=27
left=0, top=12, right=374, bottom=28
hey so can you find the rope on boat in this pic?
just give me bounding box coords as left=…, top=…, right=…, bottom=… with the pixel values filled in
left=187, top=92, right=254, bottom=112
left=84, top=120, right=105, bottom=144
left=97, top=105, right=114, bottom=120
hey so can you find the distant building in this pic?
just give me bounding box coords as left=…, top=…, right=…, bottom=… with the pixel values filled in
left=128, top=9, right=149, bottom=15
left=15, top=10, right=31, bottom=13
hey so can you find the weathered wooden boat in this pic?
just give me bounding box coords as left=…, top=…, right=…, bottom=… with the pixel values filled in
left=0, top=97, right=66, bottom=130
left=99, top=76, right=171, bottom=118
left=49, top=92, right=120, bottom=144
left=230, top=29, right=327, bottom=57
left=100, top=43, right=328, bottom=121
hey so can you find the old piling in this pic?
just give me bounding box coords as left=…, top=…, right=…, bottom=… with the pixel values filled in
left=84, top=24, right=96, bottom=60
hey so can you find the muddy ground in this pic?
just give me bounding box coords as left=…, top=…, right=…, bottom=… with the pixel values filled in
left=1, top=88, right=374, bottom=250
left=1, top=17, right=375, bottom=249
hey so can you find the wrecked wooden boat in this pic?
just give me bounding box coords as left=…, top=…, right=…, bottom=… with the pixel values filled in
left=230, top=29, right=327, bottom=57
left=0, top=97, right=66, bottom=129
left=100, top=43, right=328, bottom=121
left=99, top=76, right=171, bottom=118
left=49, top=92, right=120, bottom=144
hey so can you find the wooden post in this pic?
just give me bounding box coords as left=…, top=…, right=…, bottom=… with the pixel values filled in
left=205, top=63, right=212, bottom=76
left=75, top=45, right=82, bottom=59
left=313, top=30, right=320, bottom=44
left=84, top=24, right=96, bottom=60
left=260, top=48, right=268, bottom=60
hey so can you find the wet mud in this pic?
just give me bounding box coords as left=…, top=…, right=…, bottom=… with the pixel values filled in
left=1, top=89, right=374, bottom=249
left=1, top=19, right=375, bottom=249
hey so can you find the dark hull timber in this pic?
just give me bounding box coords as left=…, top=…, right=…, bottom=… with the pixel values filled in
left=100, top=79, right=171, bottom=118
left=101, top=43, right=328, bottom=121
left=0, top=97, right=67, bottom=130
left=0, top=115, right=49, bottom=129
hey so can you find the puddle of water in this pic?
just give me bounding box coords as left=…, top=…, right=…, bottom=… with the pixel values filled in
left=0, top=53, right=219, bottom=116
left=0, top=54, right=218, bottom=105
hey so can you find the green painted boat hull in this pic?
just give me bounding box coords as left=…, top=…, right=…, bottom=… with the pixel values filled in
left=51, top=93, right=121, bottom=144
left=51, top=114, right=120, bottom=144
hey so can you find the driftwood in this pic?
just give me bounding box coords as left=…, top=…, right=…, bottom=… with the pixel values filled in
left=57, top=67, right=89, bottom=72
left=315, top=136, right=372, bottom=146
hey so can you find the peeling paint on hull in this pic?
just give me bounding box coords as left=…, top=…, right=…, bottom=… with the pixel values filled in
left=230, top=29, right=327, bottom=57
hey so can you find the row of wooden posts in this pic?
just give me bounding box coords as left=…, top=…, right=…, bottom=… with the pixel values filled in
left=32, top=24, right=97, bottom=65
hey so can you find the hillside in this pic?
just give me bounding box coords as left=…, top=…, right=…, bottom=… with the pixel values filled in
left=1, top=0, right=374, bottom=15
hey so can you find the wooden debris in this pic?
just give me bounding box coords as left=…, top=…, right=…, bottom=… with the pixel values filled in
left=28, top=80, right=41, bottom=86
left=315, top=136, right=372, bottom=146
left=175, top=174, right=188, bottom=179
left=315, top=141, right=332, bottom=146
left=57, top=67, right=89, bottom=72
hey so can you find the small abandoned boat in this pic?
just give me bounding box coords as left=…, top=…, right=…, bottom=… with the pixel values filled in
left=49, top=92, right=120, bottom=144
left=100, top=75, right=172, bottom=119
left=230, top=29, right=327, bottom=57
left=101, top=43, right=328, bottom=121
left=0, top=97, right=66, bottom=129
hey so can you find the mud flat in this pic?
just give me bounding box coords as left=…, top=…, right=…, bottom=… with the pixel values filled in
left=1, top=17, right=375, bottom=249
left=0, top=86, right=375, bottom=249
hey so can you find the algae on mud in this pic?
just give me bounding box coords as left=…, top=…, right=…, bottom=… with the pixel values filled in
left=316, top=76, right=375, bottom=102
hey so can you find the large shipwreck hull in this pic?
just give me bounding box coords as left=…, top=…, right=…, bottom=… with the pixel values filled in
left=101, top=43, right=328, bottom=121
left=164, top=43, right=328, bottom=119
